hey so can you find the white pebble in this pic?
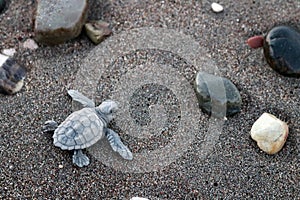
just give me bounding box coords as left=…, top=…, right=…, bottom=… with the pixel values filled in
left=2, top=48, right=16, bottom=56
left=211, top=2, right=224, bottom=13
left=250, top=113, right=288, bottom=154
left=130, top=197, right=149, bottom=200
left=23, top=39, right=39, bottom=50
left=58, top=164, right=64, bottom=169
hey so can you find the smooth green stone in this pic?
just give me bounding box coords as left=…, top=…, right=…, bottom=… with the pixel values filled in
left=194, top=72, right=242, bottom=118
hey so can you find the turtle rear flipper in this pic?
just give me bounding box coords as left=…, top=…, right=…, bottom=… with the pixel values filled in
left=68, top=90, right=95, bottom=111
left=73, top=149, right=90, bottom=167
left=105, top=129, right=133, bottom=160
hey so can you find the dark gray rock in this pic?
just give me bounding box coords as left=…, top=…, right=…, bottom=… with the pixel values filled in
left=194, top=72, right=242, bottom=117
left=0, top=0, right=5, bottom=13
left=34, top=0, right=88, bottom=45
left=263, top=26, right=300, bottom=77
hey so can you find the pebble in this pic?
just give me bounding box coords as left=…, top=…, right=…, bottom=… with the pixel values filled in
left=0, top=0, right=5, bottom=13
left=194, top=72, right=242, bottom=118
left=23, top=39, right=39, bottom=50
left=1, top=48, right=16, bottom=57
left=251, top=113, right=288, bottom=154
left=247, top=35, right=264, bottom=49
left=130, top=197, right=149, bottom=200
left=58, top=164, right=64, bottom=169
left=34, top=0, right=88, bottom=45
left=0, top=53, right=26, bottom=94
left=263, top=26, right=300, bottom=77
left=211, top=2, right=224, bottom=13
left=85, top=20, right=112, bottom=44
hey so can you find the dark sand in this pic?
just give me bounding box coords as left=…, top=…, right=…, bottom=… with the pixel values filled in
left=0, top=0, right=299, bottom=199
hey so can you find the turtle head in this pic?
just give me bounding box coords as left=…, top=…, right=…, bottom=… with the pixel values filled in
left=97, top=100, right=118, bottom=122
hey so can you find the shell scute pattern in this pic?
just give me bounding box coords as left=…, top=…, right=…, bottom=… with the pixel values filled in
left=53, top=108, right=105, bottom=150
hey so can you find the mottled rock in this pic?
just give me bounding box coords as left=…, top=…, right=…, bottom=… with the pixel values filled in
left=0, top=54, right=26, bottom=94
left=263, top=26, right=300, bottom=77
left=194, top=72, right=242, bottom=117
left=211, top=2, right=223, bottom=13
left=0, top=0, right=5, bottom=13
left=251, top=113, right=288, bottom=154
left=34, top=0, right=88, bottom=45
left=85, top=20, right=112, bottom=44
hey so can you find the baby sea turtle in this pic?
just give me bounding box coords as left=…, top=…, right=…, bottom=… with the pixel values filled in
left=43, top=90, right=133, bottom=167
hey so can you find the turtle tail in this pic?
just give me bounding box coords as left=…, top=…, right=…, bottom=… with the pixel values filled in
left=42, top=120, right=58, bottom=133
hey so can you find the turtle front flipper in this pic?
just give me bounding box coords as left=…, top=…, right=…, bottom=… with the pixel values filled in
left=68, top=90, right=95, bottom=111
left=42, top=120, right=58, bottom=132
left=72, top=149, right=90, bottom=167
left=105, top=129, right=133, bottom=160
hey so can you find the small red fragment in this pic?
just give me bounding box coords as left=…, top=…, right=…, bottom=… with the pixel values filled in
left=247, top=35, right=264, bottom=49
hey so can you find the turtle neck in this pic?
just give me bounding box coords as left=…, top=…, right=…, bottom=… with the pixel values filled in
left=95, top=108, right=109, bottom=126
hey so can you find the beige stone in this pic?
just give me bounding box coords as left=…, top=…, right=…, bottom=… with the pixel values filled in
left=251, top=113, right=288, bottom=154
left=85, top=21, right=112, bottom=44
